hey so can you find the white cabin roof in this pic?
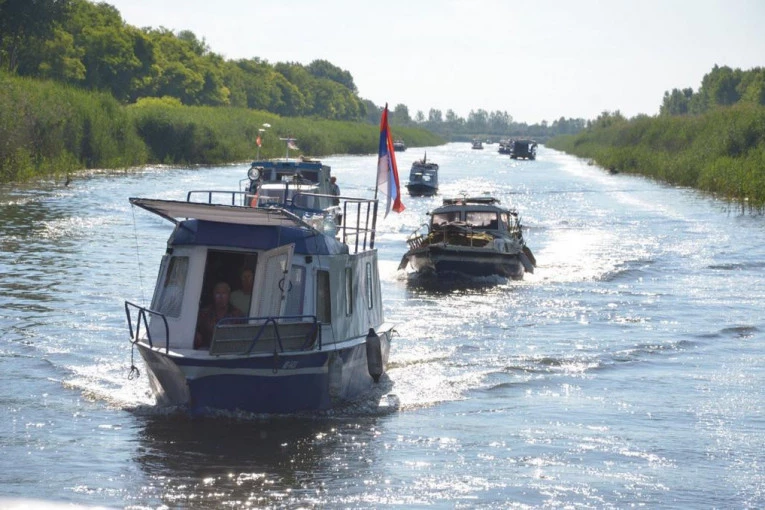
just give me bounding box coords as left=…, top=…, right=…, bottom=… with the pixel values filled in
left=130, top=198, right=310, bottom=229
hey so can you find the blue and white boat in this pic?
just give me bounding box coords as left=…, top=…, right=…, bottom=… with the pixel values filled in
left=124, top=174, right=393, bottom=415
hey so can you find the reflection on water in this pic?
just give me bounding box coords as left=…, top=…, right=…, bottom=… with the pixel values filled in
left=134, top=412, right=385, bottom=507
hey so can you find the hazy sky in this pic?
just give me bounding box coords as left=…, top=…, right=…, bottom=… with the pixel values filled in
left=104, top=0, right=764, bottom=124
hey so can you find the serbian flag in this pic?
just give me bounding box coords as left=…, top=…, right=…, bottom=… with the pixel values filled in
left=376, top=104, right=405, bottom=217
left=256, top=134, right=262, bottom=147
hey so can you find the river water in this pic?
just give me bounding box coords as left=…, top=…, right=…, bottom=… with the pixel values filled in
left=1, top=143, right=763, bottom=508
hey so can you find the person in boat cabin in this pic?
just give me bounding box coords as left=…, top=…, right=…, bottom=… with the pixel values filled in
left=194, top=281, right=245, bottom=349
left=329, top=176, right=340, bottom=205
left=230, top=268, right=254, bottom=316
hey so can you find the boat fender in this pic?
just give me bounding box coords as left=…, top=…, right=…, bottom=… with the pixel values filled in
left=366, top=328, right=383, bottom=383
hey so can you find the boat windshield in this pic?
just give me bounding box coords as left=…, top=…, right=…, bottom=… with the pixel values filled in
left=465, top=211, right=499, bottom=229
left=258, top=183, right=322, bottom=209
left=431, top=211, right=460, bottom=226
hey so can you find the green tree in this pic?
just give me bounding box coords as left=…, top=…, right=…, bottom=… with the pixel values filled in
left=307, top=59, right=356, bottom=92
left=0, top=0, right=69, bottom=71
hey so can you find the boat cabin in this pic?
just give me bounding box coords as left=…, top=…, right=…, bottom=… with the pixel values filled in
left=429, top=197, right=521, bottom=235
left=129, top=192, right=383, bottom=355
left=245, top=158, right=336, bottom=211
left=510, top=140, right=538, bottom=160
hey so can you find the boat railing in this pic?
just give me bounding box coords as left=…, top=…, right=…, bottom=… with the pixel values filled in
left=208, top=315, right=322, bottom=356
left=407, top=222, right=496, bottom=249
left=300, top=193, right=378, bottom=253
left=184, top=190, right=379, bottom=252
left=124, top=301, right=170, bottom=353
left=405, top=223, right=430, bottom=249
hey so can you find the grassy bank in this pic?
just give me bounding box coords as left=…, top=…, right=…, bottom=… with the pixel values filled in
left=0, top=73, right=443, bottom=184
left=546, top=104, right=765, bottom=208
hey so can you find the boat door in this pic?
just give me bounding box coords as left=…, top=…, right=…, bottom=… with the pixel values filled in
left=251, top=243, right=295, bottom=319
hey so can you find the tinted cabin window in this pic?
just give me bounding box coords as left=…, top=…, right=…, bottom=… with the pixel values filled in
left=345, top=267, right=353, bottom=316
left=316, top=270, right=331, bottom=323
left=465, top=211, right=498, bottom=229
left=431, top=211, right=460, bottom=226
left=285, top=266, right=305, bottom=315
left=156, top=256, right=188, bottom=318
left=365, top=262, right=374, bottom=310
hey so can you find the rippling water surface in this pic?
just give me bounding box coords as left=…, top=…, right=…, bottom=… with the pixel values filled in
left=1, top=144, right=763, bottom=508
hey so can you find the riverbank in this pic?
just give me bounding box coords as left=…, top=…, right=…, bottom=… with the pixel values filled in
left=0, top=73, right=443, bottom=184
left=546, top=104, right=765, bottom=209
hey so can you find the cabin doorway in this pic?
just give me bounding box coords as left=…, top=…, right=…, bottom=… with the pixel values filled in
left=199, top=250, right=258, bottom=316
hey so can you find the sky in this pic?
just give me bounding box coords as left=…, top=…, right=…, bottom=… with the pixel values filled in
left=104, top=0, right=765, bottom=124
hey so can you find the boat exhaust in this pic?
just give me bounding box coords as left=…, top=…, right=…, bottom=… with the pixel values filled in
left=366, top=328, right=383, bottom=383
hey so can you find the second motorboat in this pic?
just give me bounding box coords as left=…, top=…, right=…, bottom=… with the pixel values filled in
left=399, top=196, right=536, bottom=279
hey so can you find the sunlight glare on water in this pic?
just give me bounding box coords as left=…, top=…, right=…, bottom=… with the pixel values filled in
left=0, top=144, right=763, bottom=508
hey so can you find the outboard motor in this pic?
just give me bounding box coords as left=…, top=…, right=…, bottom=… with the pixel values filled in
left=365, top=328, right=383, bottom=383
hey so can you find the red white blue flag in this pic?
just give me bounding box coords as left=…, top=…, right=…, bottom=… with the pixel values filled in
left=376, top=104, right=405, bottom=217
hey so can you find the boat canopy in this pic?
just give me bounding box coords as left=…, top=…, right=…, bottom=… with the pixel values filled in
left=170, top=219, right=347, bottom=255
left=130, top=197, right=309, bottom=228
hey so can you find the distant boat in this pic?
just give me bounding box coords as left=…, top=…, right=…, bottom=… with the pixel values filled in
left=471, top=140, right=484, bottom=150
left=510, top=139, right=538, bottom=160
left=393, top=139, right=407, bottom=152
left=406, top=153, right=439, bottom=197
left=399, top=196, right=536, bottom=279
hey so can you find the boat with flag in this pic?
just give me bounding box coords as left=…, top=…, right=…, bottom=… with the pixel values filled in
left=398, top=195, right=535, bottom=279
left=123, top=114, right=404, bottom=415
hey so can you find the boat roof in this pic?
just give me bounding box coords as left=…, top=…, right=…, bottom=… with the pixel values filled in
left=249, top=158, right=327, bottom=171
left=130, top=197, right=309, bottom=229
left=130, top=198, right=348, bottom=254
left=432, top=196, right=518, bottom=215
left=442, top=196, right=500, bottom=206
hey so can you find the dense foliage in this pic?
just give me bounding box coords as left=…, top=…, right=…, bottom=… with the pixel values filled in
left=0, top=72, right=442, bottom=182
left=0, top=72, right=147, bottom=181
left=547, top=104, right=765, bottom=207
left=1, top=0, right=366, bottom=120
left=660, top=65, right=765, bottom=115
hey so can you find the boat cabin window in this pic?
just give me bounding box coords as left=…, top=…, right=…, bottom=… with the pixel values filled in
left=465, top=211, right=499, bottom=229
left=284, top=266, right=305, bottom=315
left=365, top=262, right=374, bottom=310
left=316, top=270, right=331, bottom=323
left=154, top=256, right=189, bottom=318
left=431, top=211, right=461, bottom=226
left=345, top=267, right=353, bottom=316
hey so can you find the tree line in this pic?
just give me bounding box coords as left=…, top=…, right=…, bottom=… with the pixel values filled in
left=660, top=65, right=765, bottom=115
left=1, top=0, right=365, bottom=120
left=0, top=0, right=586, bottom=140
left=547, top=65, right=765, bottom=209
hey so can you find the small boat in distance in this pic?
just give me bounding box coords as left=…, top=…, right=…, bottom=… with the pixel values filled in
left=406, top=153, right=439, bottom=197
left=393, top=139, right=407, bottom=152
left=399, top=196, right=536, bottom=279
left=471, top=140, right=484, bottom=150
left=124, top=162, right=393, bottom=415
left=510, top=139, right=538, bottom=160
